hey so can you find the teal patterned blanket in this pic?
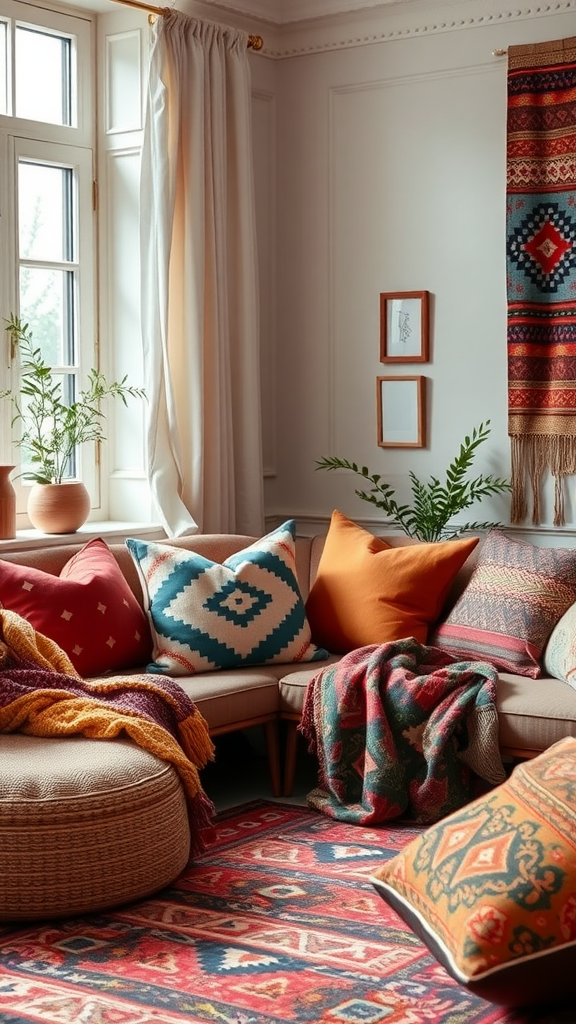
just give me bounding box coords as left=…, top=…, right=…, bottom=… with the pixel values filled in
left=299, top=638, right=505, bottom=825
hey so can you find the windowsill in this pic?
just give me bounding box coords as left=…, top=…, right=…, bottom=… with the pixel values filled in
left=0, top=521, right=167, bottom=553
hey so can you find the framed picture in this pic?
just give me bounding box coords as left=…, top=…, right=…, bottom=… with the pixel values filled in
left=377, top=375, right=426, bottom=448
left=380, top=290, right=430, bottom=363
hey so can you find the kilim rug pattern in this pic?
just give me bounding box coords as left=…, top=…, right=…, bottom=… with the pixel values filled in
left=506, top=35, right=576, bottom=526
left=0, top=799, right=573, bottom=1024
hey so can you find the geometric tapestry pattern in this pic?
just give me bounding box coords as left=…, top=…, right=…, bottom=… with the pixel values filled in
left=506, top=37, right=576, bottom=525
left=507, top=200, right=576, bottom=293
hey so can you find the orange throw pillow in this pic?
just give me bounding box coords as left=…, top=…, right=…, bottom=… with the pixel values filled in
left=305, top=510, right=478, bottom=653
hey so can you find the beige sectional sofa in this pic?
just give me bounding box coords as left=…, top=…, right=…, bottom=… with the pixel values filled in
left=3, top=529, right=576, bottom=799
left=4, top=527, right=576, bottom=921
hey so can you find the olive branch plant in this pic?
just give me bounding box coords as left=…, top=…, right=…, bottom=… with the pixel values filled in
left=316, top=421, right=512, bottom=542
left=1, top=315, right=146, bottom=485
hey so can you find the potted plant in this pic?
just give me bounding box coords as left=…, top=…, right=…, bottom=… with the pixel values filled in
left=316, top=421, right=512, bottom=542
left=1, top=315, right=145, bottom=533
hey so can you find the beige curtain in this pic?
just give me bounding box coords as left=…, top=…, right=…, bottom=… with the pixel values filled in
left=140, top=11, right=264, bottom=537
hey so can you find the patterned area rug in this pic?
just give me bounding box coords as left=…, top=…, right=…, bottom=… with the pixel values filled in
left=0, top=799, right=573, bottom=1024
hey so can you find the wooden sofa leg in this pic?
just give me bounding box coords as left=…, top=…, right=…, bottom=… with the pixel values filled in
left=283, top=720, right=299, bottom=797
left=264, top=720, right=282, bottom=797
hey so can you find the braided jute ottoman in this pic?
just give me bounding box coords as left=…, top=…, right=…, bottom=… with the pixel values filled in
left=0, top=732, right=191, bottom=921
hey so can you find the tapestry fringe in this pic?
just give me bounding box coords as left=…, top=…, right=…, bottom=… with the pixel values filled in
left=510, top=435, right=576, bottom=526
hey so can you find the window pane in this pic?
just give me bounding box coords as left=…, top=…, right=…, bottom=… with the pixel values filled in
left=19, top=161, right=73, bottom=262
left=19, top=266, right=75, bottom=367
left=15, top=26, right=71, bottom=125
left=0, top=20, right=7, bottom=115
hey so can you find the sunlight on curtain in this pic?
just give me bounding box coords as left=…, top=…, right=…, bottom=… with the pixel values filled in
left=140, top=12, right=264, bottom=537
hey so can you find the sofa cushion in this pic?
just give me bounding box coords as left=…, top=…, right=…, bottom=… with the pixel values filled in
left=304, top=510, right=478, bottom=653
left=176, top=668, right=281, bottom=731
left=495, top=672, right=576, bottom=752
left=126, top=520, right=328, bottom=676
left=370, top=737, right=576, bottom=1007
left=431, top=529, right=576, bottom=678
left=0, top=538, right=152, bottom=677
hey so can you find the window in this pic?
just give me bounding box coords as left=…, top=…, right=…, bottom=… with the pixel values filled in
left=14, top=139, right=95, bottom=485
left=14, top=26, right=73, bottom=124
left=0, top=0, right=95, bottom=517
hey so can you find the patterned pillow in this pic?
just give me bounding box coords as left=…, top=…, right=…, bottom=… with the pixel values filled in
left=543, top=601, right=576, bottom=689
left=0, top=538, right=152, bottom=677
left=126, top=521, right=329, bottom=675
left=371, top=737, right=576, bottom=1007
left=430, top=529, right=576, bottom=678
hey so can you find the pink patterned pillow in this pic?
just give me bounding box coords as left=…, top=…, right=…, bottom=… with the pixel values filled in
left=430, top=530, right=576, bottom=678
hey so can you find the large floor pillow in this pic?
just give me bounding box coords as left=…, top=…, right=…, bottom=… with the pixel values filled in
left=371, top=737, right=576, bottom=1007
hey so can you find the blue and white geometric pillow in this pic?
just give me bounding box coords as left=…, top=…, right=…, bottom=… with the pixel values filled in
left=125, top=521, right=329, bottom=675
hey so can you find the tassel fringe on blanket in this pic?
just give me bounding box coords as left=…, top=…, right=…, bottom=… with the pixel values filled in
left=0, top=608, right=216, bottom=855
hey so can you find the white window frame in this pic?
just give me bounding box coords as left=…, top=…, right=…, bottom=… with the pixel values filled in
left=0, top=0, right=97, bottom=526
left=12, top=136, right=97, bottom=501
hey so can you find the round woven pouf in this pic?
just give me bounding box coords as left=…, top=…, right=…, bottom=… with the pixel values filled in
left=0, top=733, right=191, bottom=921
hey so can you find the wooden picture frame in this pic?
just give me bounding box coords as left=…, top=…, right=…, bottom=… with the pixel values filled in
left=380, top=290, right=430, bottom=363
left=377, top=375, right=426, bottom=448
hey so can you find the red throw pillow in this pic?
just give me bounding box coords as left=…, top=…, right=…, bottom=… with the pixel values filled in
left=0, top=538, right=152, bottom=677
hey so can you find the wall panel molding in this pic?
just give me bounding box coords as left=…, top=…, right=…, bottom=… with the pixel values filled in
left=105, top=29, right=142, bottom=133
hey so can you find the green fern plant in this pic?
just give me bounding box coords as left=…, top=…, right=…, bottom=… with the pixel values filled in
left=316, top=421, right=511, bottom=542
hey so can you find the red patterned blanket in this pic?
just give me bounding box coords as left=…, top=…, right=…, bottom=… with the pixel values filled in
left=299, top=637, right=505, bottom=825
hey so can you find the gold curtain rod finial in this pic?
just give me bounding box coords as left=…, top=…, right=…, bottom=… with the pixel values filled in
left=112, top=0, right=264, bottom=48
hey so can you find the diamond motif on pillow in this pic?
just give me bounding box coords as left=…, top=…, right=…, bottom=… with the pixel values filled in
left=370, top=737, right=576, bottom=1006
left=207, top=579, right=271, bottom=624
left=126, top=521, right=329, bottom=675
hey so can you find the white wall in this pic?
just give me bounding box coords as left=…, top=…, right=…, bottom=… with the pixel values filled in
left=97, top=0, right=576, bottom=543
left=257, top=2, right=576, bottom=542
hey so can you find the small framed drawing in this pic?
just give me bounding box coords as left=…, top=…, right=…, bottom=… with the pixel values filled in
left=377, top=375, right=426, bottom=448
left=380, top=290, right=429, bottom=363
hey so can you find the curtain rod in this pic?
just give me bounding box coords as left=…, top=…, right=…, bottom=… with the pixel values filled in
left=110, top=0, right=264, bottom=49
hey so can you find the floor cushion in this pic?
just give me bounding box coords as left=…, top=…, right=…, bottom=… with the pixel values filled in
left=0, top=733, right=191, bottom=921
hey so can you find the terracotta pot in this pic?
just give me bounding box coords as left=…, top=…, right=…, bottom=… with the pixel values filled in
left=0, top=465, right=16, bottom=539
left=27, top=481, right=91, bottom=534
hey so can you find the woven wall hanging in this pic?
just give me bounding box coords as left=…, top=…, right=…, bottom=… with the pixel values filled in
left=507, top=36, right=576, bottom=525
